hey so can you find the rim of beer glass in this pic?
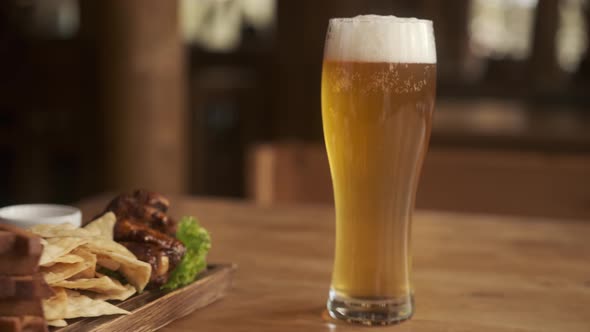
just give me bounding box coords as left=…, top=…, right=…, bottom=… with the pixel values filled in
left=328, top=15, right=432, bottom=25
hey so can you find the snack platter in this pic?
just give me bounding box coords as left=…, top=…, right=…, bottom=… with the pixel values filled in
left=54, top=264, right=235, bottom=332
left=0, top=190, right=234, bottom=332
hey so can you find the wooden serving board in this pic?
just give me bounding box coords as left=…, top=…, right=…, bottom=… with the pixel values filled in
left=53, top=264, right=236, bottom=332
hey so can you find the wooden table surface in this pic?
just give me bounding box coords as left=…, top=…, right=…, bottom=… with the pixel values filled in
left=78, top=195, right=590, bottom=332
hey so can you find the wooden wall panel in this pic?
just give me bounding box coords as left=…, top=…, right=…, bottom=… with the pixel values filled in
left=95, top=0, right=188, bottom=194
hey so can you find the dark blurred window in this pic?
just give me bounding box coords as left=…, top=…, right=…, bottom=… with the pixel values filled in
left=469, top=0, right=537, bottom=61
left=181, top=0, right=276, bottom=51
left=556, top=0, right=587, bottom=72
left=468, top=0, right=586, bottom=73
left=17, top=0, right=79, bottom=39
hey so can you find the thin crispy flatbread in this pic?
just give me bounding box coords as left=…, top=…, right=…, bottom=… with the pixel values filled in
left=82, top=240, right=151, bottom=292
left=53, top=276, right=128, bottom=295
left=37, top=211, right=154, bottom=323
left=31, top=223, right=99, bottom=238
left=39, top=237, right=88, bottom=266
left=83, top=212, right=116, bottom=239
left=41, top=253, right=84, bottom=267
left=96, top=255, right=121, bottom=271
left=42, top=248, right=96, bottom=284
left=90, top=283, right=136, bottom=301
left=42, top=287, right=67, bottom=321
left=47, top=319, right=67, bottom=327
left=64, top=290, right=129, bottom=318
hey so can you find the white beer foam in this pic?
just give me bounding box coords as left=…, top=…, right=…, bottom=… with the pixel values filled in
left=325, top=15, right=436, bottom=64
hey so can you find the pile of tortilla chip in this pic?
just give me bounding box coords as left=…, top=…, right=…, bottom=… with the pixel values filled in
left=29, top=212, right=151, bottom=327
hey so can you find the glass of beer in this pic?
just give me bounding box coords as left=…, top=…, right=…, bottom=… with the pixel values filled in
left=322, top=15, right=436, bottom=325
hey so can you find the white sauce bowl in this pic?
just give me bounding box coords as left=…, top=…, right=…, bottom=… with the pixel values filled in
left=0, top=204, right=82, bottom=229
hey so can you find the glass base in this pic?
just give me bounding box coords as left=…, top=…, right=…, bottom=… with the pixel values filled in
left=327, top=289, right=414, bottom=326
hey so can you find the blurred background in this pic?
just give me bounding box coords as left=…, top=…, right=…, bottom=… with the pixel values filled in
left=0, top=0, right=589, bottom=220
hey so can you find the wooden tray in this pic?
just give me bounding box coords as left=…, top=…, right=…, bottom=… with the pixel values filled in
left=54, top=264, right=236, bottom=332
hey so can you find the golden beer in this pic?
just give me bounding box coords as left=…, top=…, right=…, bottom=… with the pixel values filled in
left=322, top=16, right=436, bottom=325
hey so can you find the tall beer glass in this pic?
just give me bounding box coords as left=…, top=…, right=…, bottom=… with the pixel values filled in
left=322, top=15, right=436, bottom=325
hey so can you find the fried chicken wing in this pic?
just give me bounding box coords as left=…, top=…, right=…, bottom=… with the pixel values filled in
left=132, top=189, right=170, bottom=212
left=114, top=218, right=185, bottom=259
left=105, top=190, right=177, bottom=235
left=104, top=190, right=185, bottom=288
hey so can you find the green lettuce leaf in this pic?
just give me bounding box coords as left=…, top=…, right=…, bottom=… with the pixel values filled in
left=161, top=216, right=211, bottom=291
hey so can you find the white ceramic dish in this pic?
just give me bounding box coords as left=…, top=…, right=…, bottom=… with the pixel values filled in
left=0, top=204, right=82, bottom=229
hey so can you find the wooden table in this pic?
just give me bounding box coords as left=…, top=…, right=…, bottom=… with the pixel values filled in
left=78, top=195, right=590, bottom=332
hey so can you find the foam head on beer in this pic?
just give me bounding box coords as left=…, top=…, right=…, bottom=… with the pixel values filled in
left=325, top=15, right=436, bottom=64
